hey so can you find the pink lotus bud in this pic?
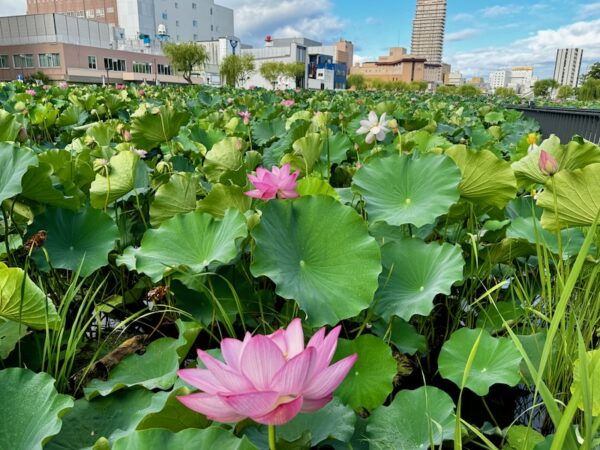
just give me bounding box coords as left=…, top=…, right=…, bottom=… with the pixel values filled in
left=138, top=89, right=145, bottom=96
left=539, top=150, right=558, bottom=176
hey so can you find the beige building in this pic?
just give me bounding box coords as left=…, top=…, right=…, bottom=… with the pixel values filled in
left=411, top=0, right=446, bottom=83
left=27, top=0, right=120, bottom=25
left=350, top=47, right=426, bottom=83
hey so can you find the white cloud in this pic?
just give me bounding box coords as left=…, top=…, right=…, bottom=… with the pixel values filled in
left=481, top=5, right=521, bottom=17
left=579, top=2, right=600, bottom=16
left=0, top=0, right=26, bottom=16
left=447, top=18, right=600, bottom=77
left=446, top=28, right=481, bottom=42
left=452, top=13, right=474, bottom=21
left=219, top=0, right=345, bottom=46
left=353, top=54, right=375, bottom=66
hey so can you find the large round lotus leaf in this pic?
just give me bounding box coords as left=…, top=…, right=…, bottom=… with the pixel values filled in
left=29, top=206, right=119, bottom=277
left=570, top=349, right=600, bottom=416
left=113, top=428, right=258, bottom=450
left=445, top=144, right=517, bottom=209
left=90, top=151, right=149, bottom=209
left=20, top=163, right=82, bottom=210
left=250, top=196, right=381, bottom=326
left=372, top=318, right=427, bottom=355
left=130, top=105, right=190, bottom=150
left=0, top=143, right=38, bottom=204
left=438, top=327, right=522, bottom=396
left=133, top=209, right=248, bottom=282
left=137, top=387, right=210, bottom=432
left=196, top=183, right=252, bottom=219
left=0, top=368, right=73, bottom=450
left=366, top=386, right=455, bottom=450
left=0, top=110, right=21, bottom=141
left=203, top=137, right=246, bottom=184
left=0, top=318, right=27, bottom=359
left=333, top=335, right=396, bottom=411
left=351, top=154, right=461, bottom=227
left=0, top=263, right=60, bottom=330
left=296, top=177, right=339, bottom=199
left=375, top=239, right=464, bottom=321
left=84, top=321, right=200, bottom=399
left=46, top=388, right=170, bottom=450
left=149, top=172, right=199, bottom=226
left=537, top=164, right=600, bottom=230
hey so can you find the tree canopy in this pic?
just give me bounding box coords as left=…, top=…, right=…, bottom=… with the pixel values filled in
left=533, top=79, right=559, bottom=98
left=220, top=54, right=255, bottom=87
left=162, top=42, right=208, bottom=84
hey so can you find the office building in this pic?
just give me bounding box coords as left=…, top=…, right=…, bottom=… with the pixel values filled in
left=509, top=66, right=534, bottom=93
left=411, top=0, right=446, bottom=82
left=489, top=70, right=511, bottom=91
left=446, top=72, right=464, bottom=86
left=350, top=47, right=426, bottom=84
left=553, top=48, right=583, bottom=88
left=27, top=0, right=234, bottom=44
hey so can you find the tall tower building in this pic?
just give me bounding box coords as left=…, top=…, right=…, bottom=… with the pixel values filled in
left=553, top=48, right=583, bottom=88
left=411, top=0, right=446, bottom=65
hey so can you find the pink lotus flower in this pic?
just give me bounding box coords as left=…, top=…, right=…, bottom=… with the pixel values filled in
left=25, top=89, right=36, bottom=96
left=357, top=111, right=390, bottom=144
left=245, top=163, right=300, bottom=200
left=58, top=81, right=68, bottom=89
left=133, top=148, right=148, bottom=158
left=115, top=83, right=126, bottom=90
left=177, top=319, right=357, bottom=425
left=138, top=89, right=145, bottom=96
left=539, top=149, right=558, bottom=176
left=280, top=99, right=295, bottom=107
left=239, top=111, right=251, bottom=125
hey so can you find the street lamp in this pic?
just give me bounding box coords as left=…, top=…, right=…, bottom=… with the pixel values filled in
left=229, top=38, right=238, bottom=55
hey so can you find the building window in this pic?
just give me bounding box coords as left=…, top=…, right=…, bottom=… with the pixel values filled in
left=76, top=10, right=84, bottom=18
left=210, top=7, right=213, bottom=14
left=174, top=2, right=178, bottom=7
left=13, top=54, right=34, bottom=68
left=0, top=55, right=8, bottom=68
left=96, top=8, right=105, bottom=17
left=192, top=2, right=196, bottom=8
left=88, top=55, right=97, bottom=69
left=157, top=64, right=172, bottom=75
left=193, top=20, right=197, bottom=27
left=176, top=20, right=179, bottom=26
left=211, top=24, right=213, bottom=31
left=38, top=53, right=60, bottom=68
left=104, top=58, right=126, bottom=71
left=162, top=12, right=167, bottom=19
left=106, top=7, right=114, bottom=13
left=133, top=62, right=152, bottom=74
left=86, top=9, right=94, bottom=18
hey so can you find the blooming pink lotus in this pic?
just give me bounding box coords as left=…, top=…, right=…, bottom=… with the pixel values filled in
left=177, top=319, right=357, bottom=425
left=58, top=81, right=68, bottom=89
left=138, top=89, right=145, bottom=96
left=280, top=99, right=295, bottom=107
left=539, top=149, right=559, bottom=176
left=239, top=111, right=251, bottom=125
left=245, top=163, right=300, bottom=200
left=115, top=83, right=126, bottom=90
left=25, top=89, right=36, bottom=96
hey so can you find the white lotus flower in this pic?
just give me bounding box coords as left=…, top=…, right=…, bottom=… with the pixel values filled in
left=357, top=111, right=390, bottom=144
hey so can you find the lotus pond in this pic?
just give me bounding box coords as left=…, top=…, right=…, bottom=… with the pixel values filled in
left=1, top=82, right=599, bottom=450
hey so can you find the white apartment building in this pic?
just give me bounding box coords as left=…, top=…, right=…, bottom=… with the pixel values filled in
left=447, top=72, right=464, bottom=86
left=489, top=70, right=511, bottom=91
left=508, top=66, right=534, bottom=93
left=553, top=48, right=583, bottom=88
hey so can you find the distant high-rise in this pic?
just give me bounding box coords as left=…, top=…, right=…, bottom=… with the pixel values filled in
left=411, top=0, right=446, bottom=65
left=553, top=48, right=583, bottom=88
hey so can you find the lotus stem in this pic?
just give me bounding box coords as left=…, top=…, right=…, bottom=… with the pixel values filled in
left=268, top=424, right=277, bottom=450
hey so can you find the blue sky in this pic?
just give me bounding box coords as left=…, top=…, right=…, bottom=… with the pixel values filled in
left=3, top=0, right=600, bottom=78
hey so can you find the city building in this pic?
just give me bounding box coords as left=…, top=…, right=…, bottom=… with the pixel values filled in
left=446, top=71, right=464, bottom=86
left=509, top=66, right=534, bottom=93
left=27, top=0, right=234, bottom=44
left=553, top=48, right=583, bottom=88
left=197, top=36, right=243, bottom=85
left=241, top=37, right=348, bottom=90
left=350, top=47, right=426, bottom=84
left=467, top=76, right=486, bottom=90
left=411, top=0, right=447, bottom=83
left=489, top=70, right=511, bottom=91
left=0, top=14, right=193, bottom=84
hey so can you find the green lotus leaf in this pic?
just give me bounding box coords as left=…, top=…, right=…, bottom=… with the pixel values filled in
left=296, top=177, right=340, bottom=199
left=130, top=105, right=190, bottom=150
left=286, top=133, right=323, bottom=173
left=46, top=388, right=170, bottom=450
left=0, top=264, right=60, bottom=329
left=333, top=335, right=396, bottom=411
left=475, top=301, right=525, bottom=334
left=0, top=110, right=21, bottom=141
left=372, top=317, right=428, bottom=355
left=0, top=368, right=74, bottom=450
left=438, top=327, right=522, bottom=396
left=251, top=196, right=381, bottom=326
left=20, top=162, right=84, bottom=210
left=375, top=238, right=464, bottom=321
left=113, top=427, right=258, bottom=450
left=84, top=320, right=200, bottom=398
left=351, top=154, right=461, bottom=227
left=137, top=387, right=210, bottom=432
left=0, top=143, right=38, bottom=204
left=506, top=216, right=588, bottom=258
left=37, top=148, right=95, bottom=191
left=570, top=349, right=600, bottom=416
left=86, top=122, right=116, bottom=147
left=404, top=130, right=451, bottom=153
left=251, top=118, right=286, bottom=146
left=150, top=172, right=199, bottom=226
left=446, top=144, right=517, bottom=209
left=0, top=318, right=27, bottom=359
left=326, top=133, right=352, bottom=164
left=277, top=397, right=356, bottom=446
left=485, top=111, right=504, bottom=124
left=197, top=183, right=252, bottom=218
left=133, top=209, right=247, bottom=282
left=56, top=104, right=89, bottom=128
left=537, top=164, right=600, bottom=230
left=89, top=151, right=149, bottom=209
left=203, top=137, right=246, bottom=184
left=366, top=386, right=455, bottom=450
left=28, top=206, right=119, bottom=277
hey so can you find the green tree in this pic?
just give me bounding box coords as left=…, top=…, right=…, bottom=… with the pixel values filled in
left=162, top=42, right=208, bottom=84
left=557, top=85, right=574, bottom=99
left=584, top=62, right=600, bottom=81
left=260, top=62, right=286, bottom=89
left=458, top=84, right=481, bottom=96
left=409, top=81, right=428, bottom=92
left=533, top=79, right=559, bottom=98
left=284, top=62, right=306, bottom=88
left=578, top=79, right=600, bottom=101
left=347, top=74, right=366, bottom=89
left=436, top=85, right=457, bottom=95
left=220, top=54, right=255, bottom=87
left=494, top=87, right=516, bottom=98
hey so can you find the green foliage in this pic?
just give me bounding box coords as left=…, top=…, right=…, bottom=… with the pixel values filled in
left=533, top=79, right=559, bottom=97
left=584, top=61, right=600, bottom=80
left=495, top=87, right=517, bottom=97
left=347, top=74, right=366, bottom=89
left=578, top=78, right=600, bottom=101
left=557, top=85, right=574, bottom=99
left=162, top=42, right=209, bottom=84
left=458, top=84, right=481, bottom=96
left=220, top=54, right=255, bottom=87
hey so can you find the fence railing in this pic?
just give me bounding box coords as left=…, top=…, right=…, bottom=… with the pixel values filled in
left=507, top=105, right=600, bottom=144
